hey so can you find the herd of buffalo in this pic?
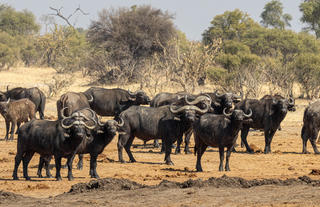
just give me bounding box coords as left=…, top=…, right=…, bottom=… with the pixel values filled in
left=0, top=86, right=318, bottom=181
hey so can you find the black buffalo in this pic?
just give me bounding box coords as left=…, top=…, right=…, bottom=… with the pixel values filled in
left=301, top=100, right=320, bottom=154
left=12, top=109, right=97, bottom=181
left=194, top=108, right=252, bottom=172
left=235, top=96, right=295, bottom=153
left=57, top=92, right=93, bottom=119
left=84, top=87, right=150, bottom=116
left=117, top=102, right=209, bottom=165
left=38, top=115, right=123, bottom=179
left=0, top=87, right=46, bottom=119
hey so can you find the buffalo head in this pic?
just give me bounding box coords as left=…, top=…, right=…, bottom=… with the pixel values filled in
left=128, top=90, right=151, bottom=105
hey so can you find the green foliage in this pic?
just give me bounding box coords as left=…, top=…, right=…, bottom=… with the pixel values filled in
left=0, top=31, right=20, bottom=69
left=300, top=0, right=320, bottom=38
left=260, top=0, right=292, bottom=29
left=293, top=53, right=320, bottom=98
left=0, top=5, right=40, bottom=36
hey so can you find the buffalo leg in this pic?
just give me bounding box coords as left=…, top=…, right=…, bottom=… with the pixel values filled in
left=4, top=120, right=10, bottom=140
left=310, top=131, right=320, bottom=154
left=13, top=152, right=23, bottom=180
left=15, top=122, right=21, bottom=134
left=37, top=156, right=45, bottom=178
left=175, top=136, right=183, bottom=154
left=264, top=129, right=277, bottom=154
left=90, top=154, right=99, bottom=178
left=124, top=136, right=136, bottom=163
left=240, top=127, right=253, bottom=153
left=195, top=141, right=208, bottom=172
left=22, top=151, right=34, bottom=180
left=38, top=156, right=52, bottom=178
left=77, top=154, right=84, bottom=170
left=225, top=146, right=233, bottom=171
left=184, top=130, right=192, bottom=154
left=54, top=156, right=62, bottom=181
left=67, top=154, right=75, bottom=181
left=9, top=121, right=16, bottom=140
left=118, top=134, right=129, bottom=163
left=164, top=138, right=174, bottom=165
left=301, top=126, right=309, bottom=154
left=153, top=139, right=160, bottom=148
left=218, top=146, right=225, bottom=171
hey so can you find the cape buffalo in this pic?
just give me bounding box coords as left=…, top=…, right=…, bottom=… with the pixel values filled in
left=194, top=108, right=252, bottom=171
left=12, top=109, right=97, bottom=181
left=83, top=87, right=150, bottom=116
left=235, top=96, right=295, bottom=154
left=301, top=100, right=320, bottom=154
left=117, top=102, right=209, bottom=165
left=0, top=87, right=46, bottom=119
left=0, top=98, right=36, bottom=140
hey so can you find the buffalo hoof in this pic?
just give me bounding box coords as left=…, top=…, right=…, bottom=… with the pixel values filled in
left=302, top=151, right=310, bottom=154
left=185, top=150, right=192, bottom=154
left=196, top=168, right=203, bottom=172
left=174, top=150, right=181, bottom=155
left=225, top=167, right=230, bottom=171
left=77, top=165, right=83, bottom=170
left=13, top=176, right=19, bottom=180
left=61, top=164, right=67, bottom=169
left=165, top=161, right=174, bottom=165
left=91, top=174, right=100, bottom=179
left=38, top=174, right=43, bottom=178
left=25, top=176, right=31, bottom=181
left=219, top=166, right=224, bottom=171
left=315, top=152, right=320, bottom=155
left=129, top=159, right=136, bottom=163
left=120, top=160, right=126, bottom=163
left=46, top=174, right=53, bottom=178
left=246, top=149, right=254, bottom=154
left=68, top=175, right=74, bottom=181
left=153, top=144, right=160, bottom=148
left=56, top=177, right=62, bottom=181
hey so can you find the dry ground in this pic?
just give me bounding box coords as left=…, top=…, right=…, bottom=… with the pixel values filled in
left=0, top=67, right=320, bottom=206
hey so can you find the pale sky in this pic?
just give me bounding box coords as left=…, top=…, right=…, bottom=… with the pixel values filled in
left=2, top=0, right=305, bottom=40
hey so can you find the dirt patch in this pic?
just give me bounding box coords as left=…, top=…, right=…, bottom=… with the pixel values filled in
left=310, top=169, right=320, bottom=175
left=69, top=178, right=145, bottom=193
left=0, top=191, right=24, bottom=201
left=66, top=175, right=320, bottom=194
left=249, top=144, right=263, bottom=153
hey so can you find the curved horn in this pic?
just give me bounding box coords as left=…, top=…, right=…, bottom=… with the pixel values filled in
left=184, top=95, right=212, bottom=106
left=6, top=98, right=10, bottom=104
left=214, top=90, right=223, bottom=98
left=87, top=94, right=93, bottom=102
left=223, top=108, right=233, bottom=117
left=233, top=94, right=241, bottom=99
left=128, top=89, right=137, bottom=96
left=288, top=97, right=294, bottom=105
left=60, top=107, right=69, bottom=119
left=117, top=117, right=124, bottom=127
left=243, top=109, right=252, bottom=118
left=83, top=119, right=97, bottom=130
left=61, top=117, right=73, bottom=129
left=170, top=104, right=209, bottom=114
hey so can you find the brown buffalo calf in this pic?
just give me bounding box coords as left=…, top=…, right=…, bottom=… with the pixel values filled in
left=0, top=98, right=36, bottom=140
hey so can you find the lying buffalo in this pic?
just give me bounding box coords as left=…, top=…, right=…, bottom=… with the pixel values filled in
left=0, top=87, right=46, bottom=119
left=84, top=87, right=150, bottom=116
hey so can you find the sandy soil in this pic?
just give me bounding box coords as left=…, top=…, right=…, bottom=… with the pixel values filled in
left=0, top=67, right=320, bottom=206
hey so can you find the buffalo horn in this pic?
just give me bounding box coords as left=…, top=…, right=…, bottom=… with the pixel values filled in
left=128, top=89, right=137, bottom=96
left=170, top=104, right=209, bottom=114
left=223, top=108, right=233, bottom=117
left=214, top=90, right=223, bottom=98
left=6, top=98, right=10, bottom=104
left=288, top=97, right=294, bottom=105
left=244, top=109, right=253, bottom=118
left=87, top=94, right=93, bottom=102
left=60, top=107, right=69, bottom=119
left=117, top=117, right=124, bottom=127
left=184, top=95, right=212, bottom=106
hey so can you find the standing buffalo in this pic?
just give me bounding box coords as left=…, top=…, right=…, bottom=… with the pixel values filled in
left=0, top=98, right=36, bottom=140
left=0, top=87, right=46, bottom=119
left=194, top=108, right=252, bottom=172
left=235, top=95, right=295, bottom=153
left=117, top=101, right=209, bottom=165
left=12, top=109, right=97, bottom=181
left=38, top=113, right=124, bottom=179
left=56, top=92, right=93, bottom=119
left=301, top=100, right=320, bottom=154
left=84, top=87, right=150, bottom=116
left=150, top=92, right=189, bottom=107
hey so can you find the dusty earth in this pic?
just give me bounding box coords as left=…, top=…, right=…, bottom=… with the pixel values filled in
left=0, top=67, right=320, bottom=206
